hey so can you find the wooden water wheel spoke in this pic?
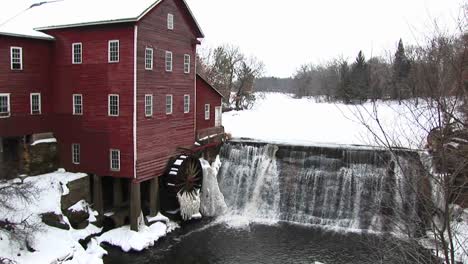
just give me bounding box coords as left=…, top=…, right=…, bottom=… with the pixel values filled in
left=164, top=155, right=203, bottom=195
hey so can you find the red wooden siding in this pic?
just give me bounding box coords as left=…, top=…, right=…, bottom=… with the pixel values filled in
left=44, top=24, right=135, bottom=178
left=136, top=0, right=198, bottom=182
left=0, top=36, right=53, bottom=137
left=196, top=75, right=222, bottom=131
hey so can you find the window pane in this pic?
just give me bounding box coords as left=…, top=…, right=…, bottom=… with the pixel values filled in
left=0, top=96, right=8, bottom=114
left=145, top=48, right=153, bottom=70
left=109, top=95, right=119, bottom=116
left=166, top=95, right=172, bottom=114
left=184, top=54, right=190, bottom=73
left=184, top=95, right=190, bottom=113
left=72, top=144, right=80, bottom=164
left=11, top=47, right=22, bottom=70
left=145, top=95, right=153, bottom=116
left=110, top=149, right=120, bottom=170
left=73, top=43, right=82, bottom=64
left=165, top=51, right=172, bottom=72
left=205, top=104, right=210, bottom=120
left=167, top=14, right=174, bottom=30
left=74, top=95, right=82, bottom=114
left=109, top=41, right=119, bottom=62
left=31, top=94, right=40, bottom=114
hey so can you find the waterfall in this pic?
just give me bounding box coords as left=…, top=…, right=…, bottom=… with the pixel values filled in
left=218, top=141, right=424, bottom=234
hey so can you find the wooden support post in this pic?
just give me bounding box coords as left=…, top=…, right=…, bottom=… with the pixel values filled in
left=130, top=181, right=141, bottom=231
left=0, top=137, right=3, bottom=179
left=149, top=177, right=160, bottom=217
left=113, top=178, right=123, bottom=207
left=93, top=175, right=104, bottom=219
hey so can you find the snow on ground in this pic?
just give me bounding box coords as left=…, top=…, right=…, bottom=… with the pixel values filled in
left=97, top=221, right=167, bottom=253
left=0, top=170, right=180, bottom=263
left=223, top=93, right=438, bottom=149
left=0, top=170, right=104, bottom=264
left=30, top=137, right=57, bottom=146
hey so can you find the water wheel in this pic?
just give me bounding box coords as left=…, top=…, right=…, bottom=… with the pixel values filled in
left=160, top=155, right=203, bottom=213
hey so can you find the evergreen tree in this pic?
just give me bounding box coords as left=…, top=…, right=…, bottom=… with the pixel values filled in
left=392, top=39, right=411, bottom=100
left=350, top=51, right=370, bottom=102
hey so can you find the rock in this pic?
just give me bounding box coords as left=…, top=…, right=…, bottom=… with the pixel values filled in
left=64, top=209, right=89, bottom=229
left=41, top=212, right=69, bottom=230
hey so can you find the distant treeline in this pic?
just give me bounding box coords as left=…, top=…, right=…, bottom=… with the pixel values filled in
left=255, top=35, right=465, bottom=104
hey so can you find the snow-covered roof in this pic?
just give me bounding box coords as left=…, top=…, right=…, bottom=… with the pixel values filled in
left=0, top=0, right=204, bottom=40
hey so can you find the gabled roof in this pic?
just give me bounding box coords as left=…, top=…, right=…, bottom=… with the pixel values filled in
left=0, top=0, right=204, bottom=40
left=197, top=74, right=224, bottom=98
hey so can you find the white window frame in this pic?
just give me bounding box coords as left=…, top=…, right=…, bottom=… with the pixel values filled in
left=73, top=94, right=83, bottom=115
left=205, top=104, right=210, bottom=120
left=145, top=94, right=153, bottom=117
left=165, top=51, right=173, bottom=72
left=108, top=94, right=119, bottom=117
left=108, top=40, right=119, bottom=63
left=72, top=43, right=82, bottom=64
left=184, top=54, right=190, bottom=74
left=110, top=149, right=121, bottom=171
left=167, top=13, right=174, bottom=30
left=145, top=47, right=153, bottom=70
left=184, top=94, right=190, bottom=113
left=0, top=93, right=11, bottom=118
left=165, top=94, right=173, bottom=115
left=72, top=143, right=80, bottom=164
left=10, top=47, right=23, bottom=70
left=30, top=93, right=41, bottom=115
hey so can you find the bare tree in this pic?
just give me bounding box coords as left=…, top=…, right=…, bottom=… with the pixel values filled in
left=234, top=56, right=264, bottom=110
left=0, top=178, right=41, bottom=254
left=351, top=29, right=467, bottom=264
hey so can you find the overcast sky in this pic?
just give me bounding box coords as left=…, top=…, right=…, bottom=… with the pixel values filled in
left=1, top=0, right=465, bottom=77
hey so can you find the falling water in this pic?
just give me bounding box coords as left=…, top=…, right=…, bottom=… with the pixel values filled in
left=218, top=141, right=425, bottom=234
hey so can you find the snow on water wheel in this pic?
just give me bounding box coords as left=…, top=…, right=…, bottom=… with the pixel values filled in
left=164, top=155, right=203, bottom=196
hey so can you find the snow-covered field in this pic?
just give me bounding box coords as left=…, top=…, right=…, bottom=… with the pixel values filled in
left=223, top=93, right=438, bottom=149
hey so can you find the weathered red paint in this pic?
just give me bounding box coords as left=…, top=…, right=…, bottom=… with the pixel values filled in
left=0, top=36, right=53, bottom=137
left=196, top=74, right=222, bottom=131
left=45, top=24, right=136, bottom=178
left=0, top=0, right=219, bottom=182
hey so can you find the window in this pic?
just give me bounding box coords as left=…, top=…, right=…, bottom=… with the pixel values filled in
left=110, top=149, right=120, bottom=171
left=184, top=54, right=190, bottom=74
left=184, top=95, right=190, bottom=113
left=72, top=43, right=82, bottom=64
left=108, top=94, right=119, bottom=116
left=167, top=13, right=174, bottom=30
left=165, top=95, right=173, bottom=115
left=30, top=93, right=41, bottom=115
left=145, top=48, right=153, bottom=70
left=10, top=47, right=22, bottom=70
left=72, top=144, right=80, bottom=164
left=145, top=94, right=153, bottom=117
left=165, top=51, right=172, bottom=72
left=108, top=40, right=119, bottom=63
left=205, top=104, right=210, bottom=120
left=73, top=94, right=83, bottom=115
left=0, top=94, right=10, bottom=117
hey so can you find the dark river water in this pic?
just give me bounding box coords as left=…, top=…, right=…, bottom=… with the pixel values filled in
left=104, top=220, right=416, bottom=264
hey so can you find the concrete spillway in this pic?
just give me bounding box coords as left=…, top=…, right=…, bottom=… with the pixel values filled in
left=217, top=140, right=427, bottom=234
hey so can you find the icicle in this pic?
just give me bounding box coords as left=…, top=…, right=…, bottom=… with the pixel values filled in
left=200, top=157, right=227, bottom=217
left=177, top=189, right=201, bottom=221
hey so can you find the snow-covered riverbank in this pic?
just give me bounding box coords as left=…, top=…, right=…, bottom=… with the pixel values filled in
left=0, top=170, right=177, bottom=264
